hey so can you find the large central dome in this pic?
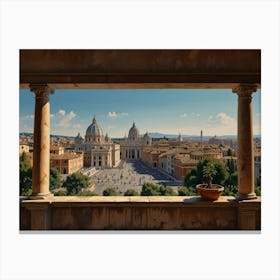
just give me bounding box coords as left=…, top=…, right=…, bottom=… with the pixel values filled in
left=128, top=122, right=140, bottom=140
left=85, top=116, right=104, bottom=143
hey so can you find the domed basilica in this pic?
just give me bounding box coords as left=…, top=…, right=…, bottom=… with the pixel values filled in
left=75, top=117, right=120, bottom=168
left=75, top=117, right=152, bottom=168
left=119, top=122, right=152, bottom=160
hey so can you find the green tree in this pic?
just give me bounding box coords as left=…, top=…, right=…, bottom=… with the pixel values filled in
left=226, top=158, right=235, bottom=174
left=124, top=189, right=139, bottom=196
left=227, top=148, right=233, bottom=156
left=184, top=158, right=229, bottom=187
left=19, top=152, right=32, bottom=195
left=103, top=187, right=118, bottom=196
left=20, top=153, right=63, bottom=195
left=50, top=167, right=61, bottom=190
left=62, top=172, right=90, bottom=195
left=184, top=169, right=199, bottom=187
left=226, top=170, right=238, bottom=187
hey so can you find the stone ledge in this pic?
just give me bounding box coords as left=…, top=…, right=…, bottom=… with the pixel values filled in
left=20, top=196, right=261, bottom=208
left=20, top=196, right=261, bottom=230
left=20, top=195, right=260, bottom=203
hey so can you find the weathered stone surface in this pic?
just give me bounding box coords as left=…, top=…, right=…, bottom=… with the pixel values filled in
left=20, top=196, right=261, bottom=230
left=20, top=50, right=260, bottom=88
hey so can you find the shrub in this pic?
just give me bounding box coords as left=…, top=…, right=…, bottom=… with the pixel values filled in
left=53, top=190, right=68, bottom=196
left=141, top=182, right=176, bottom=196
left=159, top=186, right=176, bottom=196
left=222, top=185, right=238, bottom=196
left=103, top=187, right=118, bottom=196
left=141, top=182, right=161, bottom=196
left=77, top=189, right=98, bottom=196
left=178, top=186, right=197, bottom=196
left=124, top=189, right=139, bottom=196
left=255, top=186, right=261, bottom=196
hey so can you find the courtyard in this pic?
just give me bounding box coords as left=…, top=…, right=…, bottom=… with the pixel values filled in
left=90, top=160, right=183, bottom=195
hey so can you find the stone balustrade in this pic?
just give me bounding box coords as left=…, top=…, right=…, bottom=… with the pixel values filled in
left=20, top=196, right=261, bottom=230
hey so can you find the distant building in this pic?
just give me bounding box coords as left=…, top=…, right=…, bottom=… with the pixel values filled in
left=19, top=144, right=30, bottom=155
left=178, top=133, right=183, bottom=142
left=50, top=153, right=83, bottom=174
left=119, top=122, right=152, bottom=160
left=74, top=117, right=120, bottom=168
left=208, top=135, right=223, bottom=146
left=190, top=150, right=222, bottom=161
left=142, top=147, right=167, bottom=168
left=50, top=145, right=64, bottom=155
left=174, top=155, right=198, bottom=181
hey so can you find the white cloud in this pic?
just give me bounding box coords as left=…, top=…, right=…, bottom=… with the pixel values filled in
left=208, top=112, right=236, bottom=126
left=73, top=124, right=81, bottom=129
left=180, top=113, right=187, bottom=118
left=206, top=112, right=237, bottom=135
left=108, top=111, right=128, bottom=119
left=58, top=109, right=65, bottom=116
left=216, top=112, right=236, bottom=125
left=50, top=110, right=77, bottom=128
left=190, top=112, right=200, bottom=118
left=22, top=114, right=34, bottom=120
left=108, top=111, right=117, bottom=118
left=58, top=111, right=76, bottom=127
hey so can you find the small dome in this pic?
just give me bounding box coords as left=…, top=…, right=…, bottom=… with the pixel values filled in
left=75, top=132, right=83, bottom=139
left=128, top=122, right=140, bottom=140
left=143, top=131, right=150, bottom=138
left=85, top=116, right=104, bottom=142
left=105, top=133, right=110, bottom=142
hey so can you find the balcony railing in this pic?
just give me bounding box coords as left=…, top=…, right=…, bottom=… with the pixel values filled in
left=20, top=196, right=261, bottom=230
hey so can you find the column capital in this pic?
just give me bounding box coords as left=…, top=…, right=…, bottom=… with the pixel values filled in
left=233, top=84, right=258, bottom=97
left=29, top=84, right=54, bottom=99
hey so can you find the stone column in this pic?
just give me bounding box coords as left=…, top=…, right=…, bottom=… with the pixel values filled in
left=233, top=84, right=257, bottom=200
left=29, top=84, right=54, bottom=199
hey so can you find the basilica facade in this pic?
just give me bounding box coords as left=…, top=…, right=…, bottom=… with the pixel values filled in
left=119, top=122, right=152, bottom=160
left=74, top=117, right=120, bottom=168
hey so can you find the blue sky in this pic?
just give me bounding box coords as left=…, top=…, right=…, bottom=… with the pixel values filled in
left=19, top=89, right=261, bottom=137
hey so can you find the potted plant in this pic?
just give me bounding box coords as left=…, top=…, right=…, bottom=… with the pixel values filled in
left=196, top=162, right=224, bottom=201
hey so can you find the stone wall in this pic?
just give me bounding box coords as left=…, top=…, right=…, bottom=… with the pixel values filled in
left=20, top=196, right=261, bottom=231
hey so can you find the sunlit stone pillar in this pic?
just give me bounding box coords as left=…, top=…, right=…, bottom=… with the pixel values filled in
left=233, top=84, right=257, bottom=200
left=29, top=84, right=54, bottom=199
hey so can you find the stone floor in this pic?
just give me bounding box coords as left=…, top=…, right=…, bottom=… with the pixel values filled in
left=89, top=160, right=183, bottom=195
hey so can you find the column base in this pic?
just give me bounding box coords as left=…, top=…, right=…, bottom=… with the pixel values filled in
left=29, top=192, right=53, bottom=200
left=236, top=192, right=257, bottom=201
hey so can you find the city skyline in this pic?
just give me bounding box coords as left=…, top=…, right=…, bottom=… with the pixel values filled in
left=20, top=88, right=261, bottom=138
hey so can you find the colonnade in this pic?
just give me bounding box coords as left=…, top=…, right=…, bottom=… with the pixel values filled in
left=124, top=149, right=141, bottom=160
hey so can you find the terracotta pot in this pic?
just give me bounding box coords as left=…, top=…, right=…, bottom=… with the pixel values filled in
left=196, top=184, right=224, bottom=201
